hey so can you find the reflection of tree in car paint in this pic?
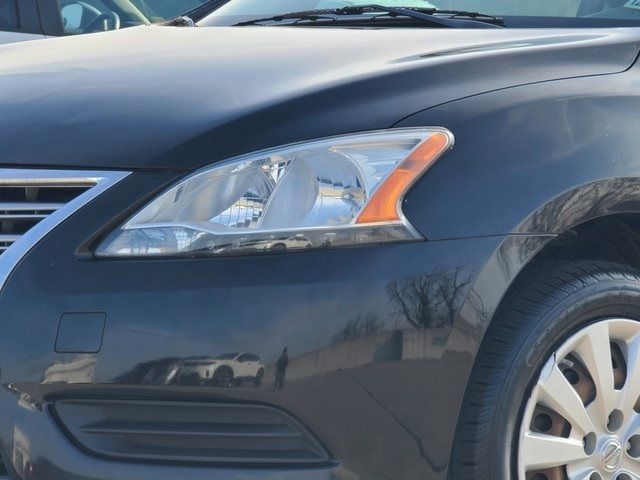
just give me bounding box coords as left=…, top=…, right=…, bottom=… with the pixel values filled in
left=332, top=314, right=385, bottom=344
left=387, top=266, right=473, bottom=329
left=113, top=266, right=477, bottom=389
left=260, top=267, right=476, bottom=383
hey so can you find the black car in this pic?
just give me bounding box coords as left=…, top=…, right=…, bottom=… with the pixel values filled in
left=2, top=1, right=640, bottom=479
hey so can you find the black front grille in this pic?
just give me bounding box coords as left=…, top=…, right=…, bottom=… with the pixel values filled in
left=52, top=399, right=331, bottom=465
left=0, top=183, right=92, bottom=253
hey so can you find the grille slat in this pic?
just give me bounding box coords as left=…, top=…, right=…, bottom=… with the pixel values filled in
left=0, top=214, right=49, bottom=220
left=0, top=185, right=92, bottom=253
left=0, top=202, right=64, bottom=211
left=81, top=420, right=303, bottom=438
left=0, top=235, right=23, bottom=242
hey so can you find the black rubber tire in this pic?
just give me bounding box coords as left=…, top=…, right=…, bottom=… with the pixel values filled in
left=449, top=261, right=640, bottom=479
left=254, top=368, right=264, bottom=387
left=212, top=366, right=234, bottom=387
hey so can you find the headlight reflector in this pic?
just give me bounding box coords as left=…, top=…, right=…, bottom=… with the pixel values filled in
left=96, top=128, right=453, bottom=257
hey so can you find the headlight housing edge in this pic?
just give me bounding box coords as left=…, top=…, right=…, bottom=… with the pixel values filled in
left=95, top=127, right=454, bottom=257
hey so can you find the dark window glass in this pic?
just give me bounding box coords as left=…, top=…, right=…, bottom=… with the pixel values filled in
left=214, top=353, right=239, bottom=360
left=129, top=0, right=208, bottom=21
left=0, top=0, right=17, bottom=29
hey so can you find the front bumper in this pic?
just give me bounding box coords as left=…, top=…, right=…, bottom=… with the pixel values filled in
left=0, top=171, right=509, bottom=480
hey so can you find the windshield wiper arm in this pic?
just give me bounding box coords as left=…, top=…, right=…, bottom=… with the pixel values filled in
left=234, top=5, right=504, bottom=28
left=161, top=15, right=196, bottom=27
left=168, top=0, right=230, bottom=24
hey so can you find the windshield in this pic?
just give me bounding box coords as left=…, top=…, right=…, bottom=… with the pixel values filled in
left=59, top=0, right=210, bottom=36
left=199, top=0, right=640, bottom=27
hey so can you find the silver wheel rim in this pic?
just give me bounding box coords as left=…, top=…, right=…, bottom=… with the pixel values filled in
left=519, top=319, right=640, bottom=480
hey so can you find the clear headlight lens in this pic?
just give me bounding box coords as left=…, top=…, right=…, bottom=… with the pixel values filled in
left=96, top=128, right=453, bottom=257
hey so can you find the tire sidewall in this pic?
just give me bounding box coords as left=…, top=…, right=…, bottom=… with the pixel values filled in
left=492, top=281, right=640, bottom=478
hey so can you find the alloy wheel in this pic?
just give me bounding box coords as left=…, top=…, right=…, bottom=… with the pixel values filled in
left=520, top=319, right=640, bottom=480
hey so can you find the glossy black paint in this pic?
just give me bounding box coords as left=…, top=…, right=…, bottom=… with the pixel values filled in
left=400, top=73, right=640, bottom=239
left=0, top=177, right=533, bottom=479
left=2, top=23, right=640, bottom=480
left=0, top=26, right=638, bottom=170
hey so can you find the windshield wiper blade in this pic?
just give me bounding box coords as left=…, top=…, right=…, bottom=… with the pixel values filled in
left=234, top=4, right=504, bottom=28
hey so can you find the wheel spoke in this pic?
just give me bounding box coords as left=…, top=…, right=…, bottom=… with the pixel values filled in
left=538, top=364, right=594, bottom=435
left=574, top=321, right=615, bottom=426
left=568, top=470, right=601, bottom=480
left=521, top=432, right=588, bottom=470
left=624, top=413, right=640, bottom=443
left=620, top=334, right=640, bottom=413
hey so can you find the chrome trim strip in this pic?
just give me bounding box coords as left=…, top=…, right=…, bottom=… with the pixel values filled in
left=0, top=169, right=103, bottom=185
left=0, top=235, right=22, bottom=243
left=0, top=202, right=64, bottom=211
left=0, top=169, right=130, bottom=292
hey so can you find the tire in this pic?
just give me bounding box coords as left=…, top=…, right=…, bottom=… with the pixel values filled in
left=254, top=368, right=264, bottom=387
left=212, top=366, right=234, bottom=387
left=180, top=372, right=200, bottom=386
left=449, top=261, right=640, bottom=480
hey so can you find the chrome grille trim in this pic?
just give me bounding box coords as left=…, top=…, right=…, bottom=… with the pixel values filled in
left=0, top=169, right=130, bottom=291
left=0, top=235, right=22, bottom=252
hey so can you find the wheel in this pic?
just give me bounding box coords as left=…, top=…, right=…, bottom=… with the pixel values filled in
left=179, top=372, right=200, bottom=386
left=450, top=261, right=640, bottom=480
left=255, top=368, right=264, bottom=387
left=212, top=366, right=234, bottom=387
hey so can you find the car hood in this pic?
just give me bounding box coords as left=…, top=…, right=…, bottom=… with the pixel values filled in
left=0, top=25, right=638, bottom=170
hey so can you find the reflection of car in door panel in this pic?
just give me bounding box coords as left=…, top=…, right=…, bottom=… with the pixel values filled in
left=178, top=353, right=265, bottom=387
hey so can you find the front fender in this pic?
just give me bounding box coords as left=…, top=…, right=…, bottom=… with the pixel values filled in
left=398, top=65, right=640, bottom=240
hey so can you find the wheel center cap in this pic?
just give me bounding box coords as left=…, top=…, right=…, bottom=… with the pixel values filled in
left=601, top=439, right=623, bottom=471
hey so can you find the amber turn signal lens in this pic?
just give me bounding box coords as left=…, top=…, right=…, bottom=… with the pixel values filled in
left=355, top=131, right=452, bottom=224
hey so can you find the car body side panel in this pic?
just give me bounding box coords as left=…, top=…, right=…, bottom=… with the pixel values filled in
left=399, top=65, right=640, bottom=239
left=2, top=23, right=640, bottom=480
left=3, top=68, right=640, bottom=479
left=0, top=170, right=554, bottom=480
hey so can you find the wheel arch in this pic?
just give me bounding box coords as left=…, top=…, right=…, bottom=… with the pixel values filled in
left=448, top=187, right=640, bottom=478
left=214, top=364, right=234, bottom=375
left=461, top=176, right=640, bottom=354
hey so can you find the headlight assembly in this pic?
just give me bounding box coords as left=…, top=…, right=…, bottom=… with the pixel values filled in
left=96, top=128, right=453, bottom=257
